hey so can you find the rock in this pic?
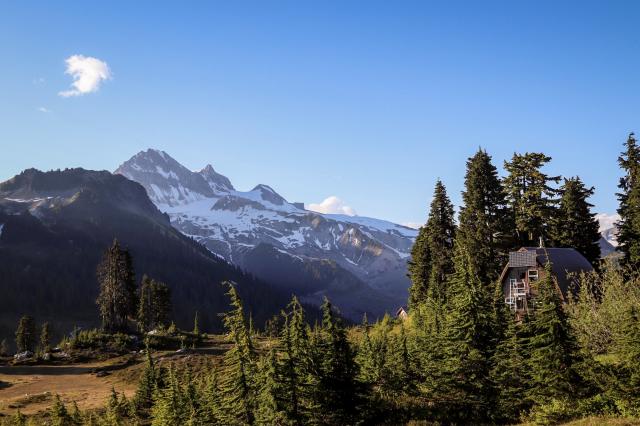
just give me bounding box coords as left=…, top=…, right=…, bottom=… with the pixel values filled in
left=13, top=351, right=33, bottom=361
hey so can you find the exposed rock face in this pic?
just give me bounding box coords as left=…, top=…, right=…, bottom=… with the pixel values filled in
left=116, top=149, right=418, bottom=319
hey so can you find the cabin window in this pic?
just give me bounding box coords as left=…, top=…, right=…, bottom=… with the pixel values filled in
left=528, top=269, right=539, bottom=282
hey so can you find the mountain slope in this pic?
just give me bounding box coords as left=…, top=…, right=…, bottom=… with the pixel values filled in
left=116, top=149, right=418, bottom=319
left=0, top=168, right=295, bottom=340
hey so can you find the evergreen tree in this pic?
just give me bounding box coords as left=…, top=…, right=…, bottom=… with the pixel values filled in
left=617, top=132, right=640, bottom=267
left=193, top=311, right=200, bottom=335
left=527, top=262, right=581, bottom=405
left=551, top=177, right=601, bottom=265
left=408, top=180, right=456, bottom=308
left=458, top=148, right=514, bottom=284
left=0, top=338, right=9, bottom=356
left=96, top=240, right=137, bottom=333
left=219, top=282, right=257, bottom=425
left=104, top=388, right=123, bottom=426
left=11, top=410, right=26, bottom=426
left=440, top=240, right=494, bottom=420
left=614, top=305, right=640, bottom=407
left=50, top=394, right=71, bottom=426
left=490, top=316, right=532, bottom=421
left=203, top=365, right=224, bottom=424
left=134, top=348, right=158, bottom=415
left=40, top=321, right=51, bottom=353
left=70, top=401, right=82, bottom=426
left=311, top=298, right=361, bottom=424
left=137, top=275, right=172, bottom=332
left=256, top=348, right=288, bottom=424
left=503, top=152, right=561, bottom=246
left=151, top=366, right=186, bottom=426
left=15, top=315, right=36, bottom=353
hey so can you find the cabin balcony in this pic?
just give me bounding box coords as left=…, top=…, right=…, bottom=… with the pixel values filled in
left=504, top=279, right=530, bottom=312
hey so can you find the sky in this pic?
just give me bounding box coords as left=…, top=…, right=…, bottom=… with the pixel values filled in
left=1, top=1, right=639, bottom=226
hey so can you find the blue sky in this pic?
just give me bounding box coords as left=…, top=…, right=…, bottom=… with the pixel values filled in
left=1, top=1, right=638, bottom=226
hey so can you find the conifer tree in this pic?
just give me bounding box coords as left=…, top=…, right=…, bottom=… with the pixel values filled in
left=50, top=394, right=71, bottom=426
left=490, top=316, right=531, bottom=421
left=527, top=262, right=581, bottom=405
left=96, top=240, right=137, bottom=333
left=551, top=177, right=601, bottom=265
left=458, top=148, right=514, bottom=284
left=70, top=401, right=82, bottom=426
left=311, top=298, right=361, bottom=424
left=203, top=365, right=223, bottom=424
left=219, top=282, right=257, bottom=425
left=104, top=388, right=123, bottom=426
left=440, top=240, right=494, bottom=420
left=137, top=275, right=172, bottom=332
left=408, top=180, right=456, bottom=307
left=617, top=132, right=640, bottom=267
left=503, top=152, right=560, bottom=246
left=614, top=305, right=640, bottom=406
left=15, top=315, right=36, bottom=353
left=0, top=339, right=9, bottom=356
left=193, top=311, right=200, bottom=335
left=256, top=348, right=288, bottom=424
left=11, top=410, right=26, bottom=426
left=40, top=322, right=51, bottom=353
left=151, top=366, right=185, bottom=426
left=134, top=349, right=158, bottom=415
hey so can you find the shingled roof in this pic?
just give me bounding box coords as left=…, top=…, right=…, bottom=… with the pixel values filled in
left=509, top=247, right=593, bottom=296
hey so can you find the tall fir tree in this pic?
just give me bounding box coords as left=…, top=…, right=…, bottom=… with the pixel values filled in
left=489, top=315, right=532, bottom=421
left=408, top=179, right=456, bottom=308
left=219, top=282, right=257, bottom=425
left=458, top=148, right=514, bottom=284
left=503, top=152, right=560, bottom=246
left=440, top=240, right=494, bottom=421
left=134, top=348, right=158, bottom=415
left=551, top=177, right=601, bottom=265
left=40, top=321, right=51, bottom=353
left=617, top=132, right=640, bottom=267
left=96, top=240, right=137, bottom=333
left=311, top=298, right=361, bottom=425
left=137, top=275, right=172, bottom=332
left=15, top=315, right=36, bottom=353
left=527, top=262, right=582, bottom=405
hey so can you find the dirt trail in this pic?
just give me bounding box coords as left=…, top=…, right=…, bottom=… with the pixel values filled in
left=0, top=357, right=138, bottom=415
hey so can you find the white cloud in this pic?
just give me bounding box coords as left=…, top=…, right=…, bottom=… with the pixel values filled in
left=37, top=106, right=50, bottom=113
left=58, top=55, right=111, bottom=97
left=307, top=196, right=357, bottom=216
left=596, top=213, right=620, bottom=232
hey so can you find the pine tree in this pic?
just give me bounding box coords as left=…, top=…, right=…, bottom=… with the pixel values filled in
left=50, top=394, right=71, bottom=426
left=458, top=148, right=514, bottom=284
left=614, top=305, right=640, bottom=406
left=408, top=180, right=456, bottom=308
left=490, top=316, right=532, bottom=421
left=203, top=365, right=224, bottom=424
left=311, top=298, right=361, bottom=424
left=551, top=177, right=601, bottom=265
left=527, top=262, right=581, bottom=405
left=440, top=240, right=494, bottom=420
left=0, top=338, right=9, bottom=356
left=151, top=366, right=185, bottom=426
left=219, top=282, right=257, bottom=425
left=15, top=315, right=36, bottom=353
left=96, top=240, right=137, bottom=333
left=193, top=311, right=200, bottom=335
left=104, top=388, right=123, bottom=426
left=503, top=152, right=561, bottom=246
left=137, top=275, right=172, bottom=332
left=617, top=132, right=640, bottom=267
left=134, top=348, right=158, bottom=415
left=40, top=322, right=51, bottom=353
left=11, top=410, right=26, bottom=426
left=256, top=348, right=288, bottom=424
left=70, top=401, right=82, bottom=426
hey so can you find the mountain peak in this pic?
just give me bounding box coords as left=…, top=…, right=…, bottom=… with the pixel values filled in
left=199, top=164, right=234, bottom=192
left=251, top=184, right=286, bottom=206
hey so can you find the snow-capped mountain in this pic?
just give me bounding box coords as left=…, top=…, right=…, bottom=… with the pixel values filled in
left=116, top=149, right=418, bottom=320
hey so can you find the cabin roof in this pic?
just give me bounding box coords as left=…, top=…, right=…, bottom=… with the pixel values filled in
left=505, top=247, right=593, bottom=295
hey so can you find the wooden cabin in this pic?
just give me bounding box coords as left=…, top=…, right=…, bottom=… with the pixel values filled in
left=395, top=306, right=409, bottom=321
left=500, top=247, right=593, bottom=318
